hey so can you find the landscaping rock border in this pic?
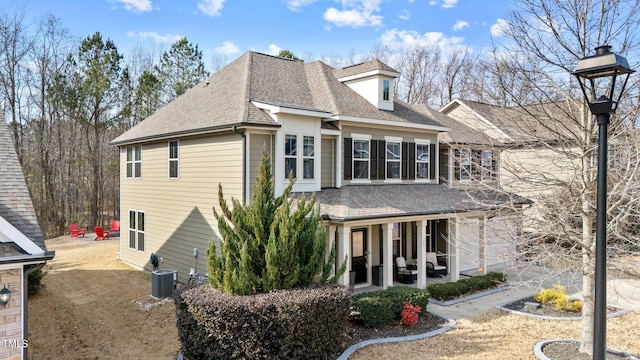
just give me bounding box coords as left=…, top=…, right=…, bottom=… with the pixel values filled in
left=496, top=295, right=631, bottom=321
left=428, top=285, right=512, bottom=306
left=533, top=339, right=639, bottom=360
left=336, top=313, right=456, bottom=360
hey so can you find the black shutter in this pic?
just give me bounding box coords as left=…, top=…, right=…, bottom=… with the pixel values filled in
left=430, top=143, right=436, bottom=180
left=344, top=138, right=352, bottom=180
left=377, top=140, right=385, bottom=179
left=370, top=140, right=378, bottom=180
left=401, top=142, right=409, bottom=179
left=408, top=142, right=416, bottom=180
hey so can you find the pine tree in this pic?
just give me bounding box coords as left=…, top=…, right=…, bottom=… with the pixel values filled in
left=208, top=152, right=344, bottom=295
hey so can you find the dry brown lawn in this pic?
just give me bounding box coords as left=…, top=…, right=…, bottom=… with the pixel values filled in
left=27, top=237, right=640, bottom=360
left=28, top=236, right=179, bottom=359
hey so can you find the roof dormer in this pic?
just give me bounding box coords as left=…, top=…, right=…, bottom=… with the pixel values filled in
left=335, top=59, right=400, bottom=111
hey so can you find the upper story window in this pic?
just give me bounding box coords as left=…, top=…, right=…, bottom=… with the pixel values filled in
left=416, top=143, right=430, bottom=179
left=454, top=148, right=497, bottom=181
left=382, top=80, right=390, bottom=101
left=303, top=135, right=314, bottom=179
left=386, top=141, right=401, bottom=179
left=169, top=141, right=179, bottom=179
left=285, top=134, right=297, bottom=179
left=126, top=145, right=142, bottom=179
left=353, top=139, right=370, bottom=180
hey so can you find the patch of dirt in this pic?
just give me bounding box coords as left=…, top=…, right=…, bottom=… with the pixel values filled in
left=344, top=312, right=448, bottom=347
left=28, top=236, right=180, bottom=359
left=543, top=341, right=631, bottom=360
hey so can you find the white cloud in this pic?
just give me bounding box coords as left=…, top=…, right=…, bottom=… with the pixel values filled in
left=198, top=0, right=226, bottom=16
left=214, top=41, right=240, bottom=55
left=428, top=1, right=437, bottom=5
left=380, top=28, right=464, bottom=52
left=284, top=0, right=318, bottom=11
left=111, top=0, right=152, bottom=13
left=323, top=0, right=383, bottom=28
left=453, top=20, right=468, bottom=31
left=268, top=44, right=282, bottom=56
left=490, top=18, right=509, bottom=37
left=127, top=31, right=182, bottom=43
left=398, top=10, right=410, bottom=20
left=442, top=0, right=458, bottom=8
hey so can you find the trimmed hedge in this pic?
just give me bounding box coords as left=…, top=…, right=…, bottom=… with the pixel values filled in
left=174, top=284, right=350, bottom=360
left=427, top=272, right=506, bottom=301
left=352, top=287, right=430, bottom=327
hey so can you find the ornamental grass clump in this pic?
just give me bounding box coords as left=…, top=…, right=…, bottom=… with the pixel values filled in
left=534, top=285, right=582, bottom=312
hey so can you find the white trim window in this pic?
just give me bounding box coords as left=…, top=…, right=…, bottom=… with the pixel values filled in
left=386, top=141, right=401, bottom=179
left=128, top=210, right=145, bottom=251
left=284, top=134, right=297, bottom=179
left=382, top=79, right=390, bottom=101
left=126, top=145, right=142, bottom=178
left=416, top=143, right=430, bottom=179
left=481, top=150, right=496, bottom=181
left=169, top=140, right=179, bottom=179
left=353, top=139, right=370, bottom=180
left=302, top=135, right=315, bottom=180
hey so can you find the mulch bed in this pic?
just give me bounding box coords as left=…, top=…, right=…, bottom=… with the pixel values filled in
left=503, top=296, right=619, bottom=318
left=542, top=341, right=632, bottom=359
left=343, top=312, right=448, bottom=348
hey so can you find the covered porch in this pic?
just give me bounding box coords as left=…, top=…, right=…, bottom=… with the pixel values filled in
left=314, top=184, right=529, bottom=291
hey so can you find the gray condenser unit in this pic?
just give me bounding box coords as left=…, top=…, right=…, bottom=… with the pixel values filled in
left=152, top=269, right=177, bottom=298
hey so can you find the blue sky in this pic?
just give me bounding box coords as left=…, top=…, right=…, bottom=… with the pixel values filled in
left=23, top=0, right=512, bottom=64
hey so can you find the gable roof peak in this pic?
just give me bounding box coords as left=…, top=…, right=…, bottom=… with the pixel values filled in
left=334, top=58, right=400, bottom=79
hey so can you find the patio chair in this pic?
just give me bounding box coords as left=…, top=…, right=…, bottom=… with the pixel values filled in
left=426, top=252, right=447, bottom=277
left=69, top=224, right=86, bottom=238
left=109, top=220, right=120, bottom=237
left=395, top=256, right=417, bottom=284
left=94, top=226, right=110, bottom=241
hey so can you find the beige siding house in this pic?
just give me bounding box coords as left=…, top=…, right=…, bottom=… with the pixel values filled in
left=0, top=116, right=55, bottom=360
left=112, top=52, right=530, bottom=289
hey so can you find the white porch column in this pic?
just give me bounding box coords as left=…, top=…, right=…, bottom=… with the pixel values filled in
left=448, top=217, right=460, bottom=282
left=416, top=220, right=427, bottom=289
left=337, top=225, right=351, bottom=286
left=479, top=216, right=488, bottom=275
left=382, top=223, right=393, bottom=290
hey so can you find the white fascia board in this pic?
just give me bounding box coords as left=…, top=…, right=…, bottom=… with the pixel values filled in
left=321, top=128, right=341, bottom=136
left=333, top=115, right=450, bottom=133
left=337, top=69, right=400, bottom=82
left=251, top=101, right=331, bottom=119
left=440, top=99, right=513, bottom=142
left=0, top=216, right=45, bottom=255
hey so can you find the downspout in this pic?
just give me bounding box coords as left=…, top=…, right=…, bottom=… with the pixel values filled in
left=232, top=125, right=247, bottom=203
left=23, top=263, right=45, bottom=360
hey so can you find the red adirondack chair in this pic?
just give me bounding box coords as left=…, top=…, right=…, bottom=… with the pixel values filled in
left=109, top=220, right=120, bottom=235
left=70, top=224, right=86, bottom=238
left=94, top=226, right=110, bottom=241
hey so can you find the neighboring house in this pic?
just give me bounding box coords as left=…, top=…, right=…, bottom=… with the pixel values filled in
left=111, top=52, right=529, bottom=292
left=0, top=115, right=55, bottom=360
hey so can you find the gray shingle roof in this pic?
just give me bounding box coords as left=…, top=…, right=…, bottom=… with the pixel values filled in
left=112, top=52, right=446, bottom=145
left=305, top=184, right=531, bottom=221
left=412, top=104, right=497, bottom=146
left=0, top=114, right=46, bottom=252
left=334, top=59, right=400, bottom=78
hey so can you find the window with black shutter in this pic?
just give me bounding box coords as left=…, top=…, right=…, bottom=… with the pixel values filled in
left=429, top=143, right=436, bottom=180
left=343, top=138, right=352, bottom=180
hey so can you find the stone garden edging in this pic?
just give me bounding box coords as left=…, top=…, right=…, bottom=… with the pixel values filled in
left=533, top=339, right=639, bottom=360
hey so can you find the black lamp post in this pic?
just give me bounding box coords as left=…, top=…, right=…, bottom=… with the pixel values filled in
left=573, top=45, right=634, bottom=359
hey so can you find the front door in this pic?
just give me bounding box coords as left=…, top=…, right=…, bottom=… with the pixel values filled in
left=351, top=229, right=367, bottom=283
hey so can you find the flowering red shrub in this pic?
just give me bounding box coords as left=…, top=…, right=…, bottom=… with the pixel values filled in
left=400, top=303, right=422, bottom=326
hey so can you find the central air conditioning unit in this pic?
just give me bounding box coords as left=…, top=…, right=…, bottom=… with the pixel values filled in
left=152, top=269, right=177, bottom=298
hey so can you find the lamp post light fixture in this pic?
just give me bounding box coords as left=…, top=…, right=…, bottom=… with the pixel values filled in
left=0, top=285, right=11, bottom=307
left=573, top=45, right=635, bottom=359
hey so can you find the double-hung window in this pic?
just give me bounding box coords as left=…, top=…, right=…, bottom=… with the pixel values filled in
left=481, top=150, right=494, bottom=181
left=284, top=134, right=297, bottom=179
left=383, top=80, right=390, bottom=101
left=416, top=143, right=430, bottom=179
left=353, top=139, right=370, bottom=180
left=126, top=145, right=142, bottom=178
left=456, top=149, right=471, bottom=180
left=386, top=141, right=401, bottom=179
left=169, top=141, right=179, bottom=179
left=128, top=210, right=145, bottom=251
left=302, top=135, right=314, bottom=179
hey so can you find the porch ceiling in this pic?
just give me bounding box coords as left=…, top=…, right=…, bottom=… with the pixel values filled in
left=301, top=184, right=531, bottom=222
